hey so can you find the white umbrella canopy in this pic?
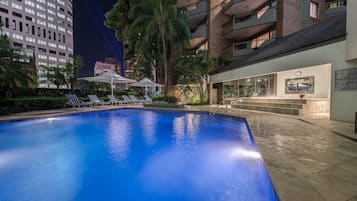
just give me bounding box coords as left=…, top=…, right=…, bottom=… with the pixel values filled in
left=130, top=78, right=163, bottom=96
left=78, top=70, right=136, bottom=96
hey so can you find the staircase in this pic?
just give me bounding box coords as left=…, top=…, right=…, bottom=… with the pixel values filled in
left=231, top=98, right=307, bottom=115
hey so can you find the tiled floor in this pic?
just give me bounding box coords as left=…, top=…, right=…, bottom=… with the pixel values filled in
left=0, top=105, right=356, bottom=201
left=190, top=105, right=357, bottom=201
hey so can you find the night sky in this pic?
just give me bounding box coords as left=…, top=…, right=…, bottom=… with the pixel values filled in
left=73, top=0, right=123, bottom=76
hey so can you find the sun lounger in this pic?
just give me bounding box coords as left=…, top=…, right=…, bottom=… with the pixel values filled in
left=64, top=94, right=93, bottom=108
left=129, top=95, right=147, bottom=103
left=88, top=95, right=111, bottom=106
left=144, top=95, right=152, bottom=103
left=121, top=95, right=134, bottom=104
left=107, top=95, right=127, bottom=104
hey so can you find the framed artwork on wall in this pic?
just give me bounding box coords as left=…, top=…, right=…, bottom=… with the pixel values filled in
left=335, top=68, right=357, bottom=90
left=285, top=76, right=315, bottom=94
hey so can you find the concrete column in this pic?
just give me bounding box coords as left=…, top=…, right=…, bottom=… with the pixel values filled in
left=346, top=0, right=357, bottom=61
left=209, top=82, right=214, bottom=104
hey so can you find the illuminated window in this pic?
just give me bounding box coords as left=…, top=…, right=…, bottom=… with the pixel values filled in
left=310, top=1, right=318, bottom=19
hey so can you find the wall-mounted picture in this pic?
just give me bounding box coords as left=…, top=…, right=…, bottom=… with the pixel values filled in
left=285, top=76, right=315, bottom=94
left=335, top=68, right=357, bottom=90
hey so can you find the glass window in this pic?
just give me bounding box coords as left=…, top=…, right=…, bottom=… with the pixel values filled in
left=223, top=81, right=239, bottom=98
left=310, top=1, right=318, bottom=19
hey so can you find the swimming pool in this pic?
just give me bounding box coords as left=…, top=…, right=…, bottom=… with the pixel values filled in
left=0, top=109, right=279, bottom=201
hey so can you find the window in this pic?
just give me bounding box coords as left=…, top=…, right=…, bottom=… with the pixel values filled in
left=49, top=50, right=56, bottom=55
left=31, top=25, right=35, bottom=35
left=13, top=42, right=23, bottom=47
left=25, top=23, right=29, bottom=33
left=37, top=27, right=41, bottom=36
left=310, top=1, right=318, bottom=19
left=0, top=7, right=8, bottom=13
left=5, top=17, right=9, bottom=28
left=25, top=16, right=33, bottom=21
left=12, top=11, right=22, bottom=18
left=38, top=47, right=46, bottom=53
left=19, top=22, right=23, bottom=32
left=12, top=19, right=16, bottom=30
left=43, top=29, right=46, bottom=38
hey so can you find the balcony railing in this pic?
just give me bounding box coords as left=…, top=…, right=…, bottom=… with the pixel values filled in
left=223, top=0, right=271, bottom=17
left=223, top=41, right=254, bottom=60
left=191, top=24, right=207, bottom=39
left=186, top=0, right=208, bottom=17
left=224, top=7, right=277, bottom=39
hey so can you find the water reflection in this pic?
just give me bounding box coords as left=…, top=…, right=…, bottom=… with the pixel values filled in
left=107, top=116, right=131, bottom=162
left=172, top=114, right=201, bottom=147
left=141, top=111, right=157, bottom=145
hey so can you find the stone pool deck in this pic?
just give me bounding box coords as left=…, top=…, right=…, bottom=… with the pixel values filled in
left=0, top=105, right=356, bottom=201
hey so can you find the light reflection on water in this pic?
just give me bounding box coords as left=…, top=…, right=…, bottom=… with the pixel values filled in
left=107, top=116, right=131, bottom=162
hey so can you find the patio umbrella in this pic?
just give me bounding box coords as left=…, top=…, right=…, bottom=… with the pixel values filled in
left=130, top=78, right=163, bottom=96
left=78, top=70, right=136, bottom=97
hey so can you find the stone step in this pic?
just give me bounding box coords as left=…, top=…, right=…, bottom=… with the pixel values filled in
left=231, top=101, right=304, bottom=109
left=239, top=98, right=307, bottom=104
left=231, top=104, right=300, bottom=115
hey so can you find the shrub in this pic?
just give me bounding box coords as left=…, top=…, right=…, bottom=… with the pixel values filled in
left=152, top=95, right=177, bottom=104
left=0, top=97, right=67, bottom=115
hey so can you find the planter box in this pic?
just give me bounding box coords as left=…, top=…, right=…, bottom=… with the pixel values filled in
left=144, top=103, right=185, bottom=109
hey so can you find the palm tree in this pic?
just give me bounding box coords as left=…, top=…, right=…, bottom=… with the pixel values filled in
left=128, top=0, right=190, bottom=96
left=65, top=55, right=84, bottom=92
left=46, top=67, right=67, bottom=91
left=0, top=28, right=36, bottom=98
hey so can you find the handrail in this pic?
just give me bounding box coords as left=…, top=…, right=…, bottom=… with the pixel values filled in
left=209, top=98, right=229, bottom=116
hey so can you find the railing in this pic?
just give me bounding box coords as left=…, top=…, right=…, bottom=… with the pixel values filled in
left=224, top=7, right=277, bottom=36
left=209, top=98, right=229, bottom=116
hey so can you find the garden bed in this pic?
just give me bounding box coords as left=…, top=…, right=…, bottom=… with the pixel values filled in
left=143, top=103, right=185, bottom=109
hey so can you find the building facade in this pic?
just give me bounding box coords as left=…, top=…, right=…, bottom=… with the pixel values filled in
left=94, top=61, right=115, bottom=76
left=177, top=0, right=326, bottom=60
left=0, top=0, right=74, bottom=88
left=209, top=1, right=356, bottom=122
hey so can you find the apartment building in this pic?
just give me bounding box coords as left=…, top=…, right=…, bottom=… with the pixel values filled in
left=178, top=0, right=325, bottom=60
left=0, top=0, right=74, bottom=89
left=94, top=61, right=115, bottom=76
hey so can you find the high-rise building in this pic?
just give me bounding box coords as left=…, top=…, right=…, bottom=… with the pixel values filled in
left=0, top=0, right=74, bottom=88
left=94, top=61, right=116, bottom=76
left=178, top=0, right=326, bottom=61
left=104, top=57, right=121, bottom=74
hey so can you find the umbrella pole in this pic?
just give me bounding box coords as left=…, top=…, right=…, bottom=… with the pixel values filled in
left=111, top=77, right=114, bottom=98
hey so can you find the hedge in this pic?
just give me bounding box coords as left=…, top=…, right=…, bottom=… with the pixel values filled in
left=1, top=97, right=68, bottom=115
left=152, top=95, right=177, bottom=104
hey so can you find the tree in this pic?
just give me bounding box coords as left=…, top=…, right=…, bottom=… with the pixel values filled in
left=106, top=0, right=191, bottom=96
left=176, top=51, right=228, bottom=103
left=65, top=55, right=84, bottom=92
left=0, top=25, right=36, bottom=98
left=45, top=67, right=67, bottom=91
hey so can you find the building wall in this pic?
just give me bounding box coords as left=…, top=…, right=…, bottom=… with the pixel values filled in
left=207, top=0, right=229, bottom=58
left=346, top=0, right=357, bottom=61
left=278, top=0, right=303, bottom=38
left=0, top=0, right=74, bottom=88
left=276, top=64, right=331, bottom=99
left=210, top=40, right=357, bottom=122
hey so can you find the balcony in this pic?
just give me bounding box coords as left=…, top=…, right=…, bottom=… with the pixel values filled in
left=223, top=41, right=254, bottom=60
left=223, top=0, right=270, bottom=18
left=190, top=24, right=208, bottom=49
left=186, top=0, right=208, bottom=29
left=224, top=7, right=276, bottom=41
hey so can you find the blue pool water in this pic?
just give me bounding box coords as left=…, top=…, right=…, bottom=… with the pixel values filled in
left=0, top=109, right=279, bottom=201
